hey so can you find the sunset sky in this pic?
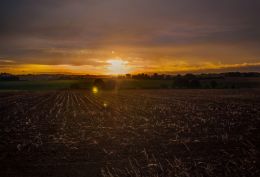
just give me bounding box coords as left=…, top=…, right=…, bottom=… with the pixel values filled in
left=0, top=0, right=260, bottom=74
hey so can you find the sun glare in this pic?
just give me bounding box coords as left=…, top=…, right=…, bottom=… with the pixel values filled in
left=107, top=59, right=129, bottom=75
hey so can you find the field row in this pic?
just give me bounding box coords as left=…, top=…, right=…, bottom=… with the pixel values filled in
left=0, top=89, right=259, bottom=177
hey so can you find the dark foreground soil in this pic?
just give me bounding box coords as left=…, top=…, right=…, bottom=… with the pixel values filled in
left=0, top=89, right=259, bottom=177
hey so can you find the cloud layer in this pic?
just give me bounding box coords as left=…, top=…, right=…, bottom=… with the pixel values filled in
left=0, top=0, right=260, bottom=74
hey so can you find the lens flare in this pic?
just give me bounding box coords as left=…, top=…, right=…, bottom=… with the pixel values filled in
left=92, top=86, right=98, bottom=94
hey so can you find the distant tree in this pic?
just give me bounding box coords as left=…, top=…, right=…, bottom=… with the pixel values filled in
left=224, top=72, right=242, bottom=77
left=172, top=75, right=189, bottom=88
left=132, top=73, right=150, bottom=80
left=184, top=73, right=196, bottom=80
left=189, top=79, right=201, bottom=88
left=0, top=73, right=19, bottom=81
left=152, top=73, right=159, bottom=79
left=165, top=75, right=172, bottom=80
left=172, top=74, right=201, bottom=88
left=126, top=74, right=132, bottom=79
left=93, top=79, right=105, bottom=89
left=243, top=72, right=260, bottom=77
left=105, top=80, right=117, bottom=90
left=210, top=80, right=218, bottom=88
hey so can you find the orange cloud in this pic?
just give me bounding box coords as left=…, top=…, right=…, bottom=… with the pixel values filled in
left=1, top=61, right=260, bottom=75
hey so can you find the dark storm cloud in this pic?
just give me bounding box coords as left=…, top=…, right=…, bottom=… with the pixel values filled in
left=0, top=0, right=259, bottom=67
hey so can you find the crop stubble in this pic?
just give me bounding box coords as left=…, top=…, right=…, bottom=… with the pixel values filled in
left=0, top=89, right=259, bottom=177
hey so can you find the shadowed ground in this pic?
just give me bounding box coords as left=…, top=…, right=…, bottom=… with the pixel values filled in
left=0, top=89, right=259, bottom=177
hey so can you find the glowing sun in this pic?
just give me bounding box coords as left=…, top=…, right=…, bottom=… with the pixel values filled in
left=107, top=59, right=130, bottom=75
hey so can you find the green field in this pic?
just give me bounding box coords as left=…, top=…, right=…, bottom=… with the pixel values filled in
left=1, top=78, right=260, bottom=91
left=0, top=80, right=91, bottom=91
left=0, top=79, right=173, bottom=91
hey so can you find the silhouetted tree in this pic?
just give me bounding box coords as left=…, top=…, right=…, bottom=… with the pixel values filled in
left=132, top=73, right=150, bottom=80
left=184, top=73, right=196, bottom=80
left=0, top=73, right=19, bottom=81
left=105, top=80, right=117, bottom=90
left=126, top=74, right=132, bottom=79
left=93, top=79, right=105, bottom=89
left=172, top=75, right=189, bottom=88
left=172, top=74, right=201, bottom=88
left=210, top=80, right=218, bottom=88
left=189, top=79, right=201, bottom=88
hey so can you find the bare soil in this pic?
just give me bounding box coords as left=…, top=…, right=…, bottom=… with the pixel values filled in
left=0, top=89, right=259, bottom=177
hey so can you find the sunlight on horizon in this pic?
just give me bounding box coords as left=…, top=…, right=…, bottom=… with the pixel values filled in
left=107, top=59, right=130, bottom=75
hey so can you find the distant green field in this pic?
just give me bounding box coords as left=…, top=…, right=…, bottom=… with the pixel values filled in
left=1, top=78, right=259, bottom=91
left=0, top=80, right=92, bottom=91
left=0, top=79, right=172, bottom=91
